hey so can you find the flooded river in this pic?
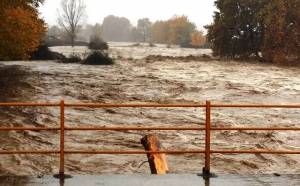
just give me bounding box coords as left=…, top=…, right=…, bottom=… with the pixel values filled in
left=0, top=44, right=300, bottom=175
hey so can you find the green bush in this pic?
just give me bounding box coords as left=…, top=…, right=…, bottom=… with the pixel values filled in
left=82, top=51, right=114, bottom=65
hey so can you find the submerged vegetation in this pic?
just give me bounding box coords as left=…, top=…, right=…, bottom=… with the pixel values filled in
left=62, top=54, right=81, bottom=63
left=60, top=51, right=114, bottom=65
left=83, top=51, right=114, bottom=65
left=88, top=35, right=109, bottom=50
left=30, top=44, right=66, bottom=60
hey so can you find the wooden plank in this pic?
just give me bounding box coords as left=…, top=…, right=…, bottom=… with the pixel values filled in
left=141, top=134, right=169, bottom=174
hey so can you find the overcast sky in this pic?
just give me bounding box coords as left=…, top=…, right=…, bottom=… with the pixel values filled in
left=39, top=0, right=216, bottom=30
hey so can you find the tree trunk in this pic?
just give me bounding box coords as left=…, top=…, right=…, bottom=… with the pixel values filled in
left=71, top=35, right=74, bottom=47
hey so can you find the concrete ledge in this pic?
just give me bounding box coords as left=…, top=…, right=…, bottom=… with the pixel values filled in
left=0, top=174, right=300, bottom=186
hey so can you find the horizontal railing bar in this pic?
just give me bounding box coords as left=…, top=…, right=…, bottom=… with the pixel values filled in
left=212, top=104, right=300, bottom=108
left=1, top=126, right=299, bottom=131
left=211, top=150, right=300, bottom=154
left=0, top=102, right=300, bottom=108
left=1, top=150, right=300, bottom=155
left=64, top=150, right=205, bottom=154
left=1, top=102, right=299, bottom=108
left=0, top=150, right=60, bottom=154
left=64, top=126, right=300, bottom=131
left=0, top=103, right=59, bottom=107
left=65, top=127, right=206, bottom=131
left=65, top=103, right=206, bottom=108
left=211, top=127, right=300, bottom=131
left=0, top=127, right=60, bottom=131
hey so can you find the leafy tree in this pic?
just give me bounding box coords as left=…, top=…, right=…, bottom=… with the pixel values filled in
left=167, top=16, right=196, bottom=47
left=150, top=20, right=169, bottom=44
left=149, top=16, right=201, bottom=47
left=207, top=0, right=300, bottom=64
left=75, top=23, right=102, bottom=42
left=137, top=18, right=152, bottom=42
left=0, top=0, right=45, bottom=60
left=260, top=0, right=300, bottom=63
left=285, top=0, right=300, bottom=61
left=129, top=27, right=140, bottom=42
left=101, top=15, right=132, bottom=42
left=190, top=30, right=206, bottom=48
left=48, top=25, right=62, bottom=38
left=0, top=0, right=44, bottom=9
left=206, top=0, right=265, bottom=58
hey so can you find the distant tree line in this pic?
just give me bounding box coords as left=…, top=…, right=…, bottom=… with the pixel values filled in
left=0, top=0, right=46, bottom=60
left=47, top=15, right=207, bottom=48
left=206, top=0, right=300, bottom=64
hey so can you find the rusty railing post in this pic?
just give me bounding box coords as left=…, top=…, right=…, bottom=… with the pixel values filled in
left=59, top=100, right=65, bottom=176
left=203, top=100, right=211, bottom=178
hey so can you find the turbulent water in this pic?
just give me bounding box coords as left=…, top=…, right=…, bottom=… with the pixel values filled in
left=0, top=43, right=300, bottom=176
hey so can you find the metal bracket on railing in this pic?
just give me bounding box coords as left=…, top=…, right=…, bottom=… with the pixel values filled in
left=53, top=173, right=72, bottom=179
left=197, top=168, right=217, bottom=179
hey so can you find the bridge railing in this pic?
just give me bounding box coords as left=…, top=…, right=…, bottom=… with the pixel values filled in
left=0, top=100, right=300, bottom=177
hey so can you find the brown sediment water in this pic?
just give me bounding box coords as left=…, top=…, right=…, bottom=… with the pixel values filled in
left=0, top=44, right=300, bottom=176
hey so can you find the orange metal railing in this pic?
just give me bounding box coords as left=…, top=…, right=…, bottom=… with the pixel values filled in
left=0, top=100, right=300, bottom=177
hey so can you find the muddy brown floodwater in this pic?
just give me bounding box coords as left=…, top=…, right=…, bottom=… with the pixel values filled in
left=0, top=43, right=300, bottom=176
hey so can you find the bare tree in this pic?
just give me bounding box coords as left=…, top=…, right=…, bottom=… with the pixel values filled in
left=57, top=0, right=86, bottom=47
